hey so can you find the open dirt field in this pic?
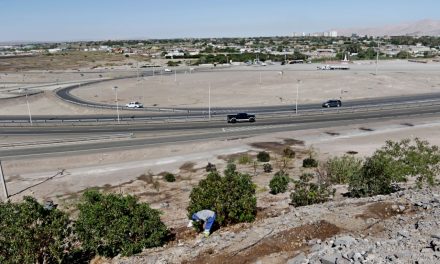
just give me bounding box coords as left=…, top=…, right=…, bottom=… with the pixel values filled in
left=1, top=59, right=440, bottom=262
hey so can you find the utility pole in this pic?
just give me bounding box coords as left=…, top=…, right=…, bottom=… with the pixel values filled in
left=375, top=40, right=380, bottom=75
left=0, top=160, right=8, bottom=201
left=208, top=82, right=211, bottom=120
left=113, top=86, right=120, bottom=124
left=25, top=89, right=33, bottom=125
left=295, top=80, right=301, bottom=115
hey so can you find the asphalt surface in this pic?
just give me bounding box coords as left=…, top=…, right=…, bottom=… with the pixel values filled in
left=1, top=103, right=440, bottom=158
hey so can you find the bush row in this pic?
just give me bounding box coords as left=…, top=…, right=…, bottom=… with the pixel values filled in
left=0, top=190, right=168, bottom=263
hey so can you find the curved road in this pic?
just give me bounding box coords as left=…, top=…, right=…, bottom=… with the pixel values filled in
left=48, top=67, right=440, bottom=121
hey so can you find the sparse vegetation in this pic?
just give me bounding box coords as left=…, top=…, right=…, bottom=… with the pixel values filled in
left=238, top=154, right=252, bottom=164
left=163, top=172, right=176, bottom=182
left=257, top=151, right=270, bottom=162
left=269, top=171, right=290, bottom=194
left=205, top=162, right=217, bottom=172
left=326, top=155, right=363, bottom=184
left=303, top=157, right=318, bottom=168
left=290, top=173, right=335, bottom=207
left=282, top=147, right=296, bottom=158
left=263, top=163, right=273, bottom=173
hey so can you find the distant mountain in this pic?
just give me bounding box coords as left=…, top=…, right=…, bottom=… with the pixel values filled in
left=332, top=19, right=440, bottom=37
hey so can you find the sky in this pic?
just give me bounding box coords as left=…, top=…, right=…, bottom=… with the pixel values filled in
left=1, top=0, right=440, bottom=42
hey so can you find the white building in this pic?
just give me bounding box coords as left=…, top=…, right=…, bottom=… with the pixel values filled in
left=329, top=31, right=338, bottom=37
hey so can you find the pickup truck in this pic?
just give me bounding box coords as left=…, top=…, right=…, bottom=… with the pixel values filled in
left=227, top=113, right=256, bottom=123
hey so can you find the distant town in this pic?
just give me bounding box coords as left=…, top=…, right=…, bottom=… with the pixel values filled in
left=1, top=34, right=440, bottom=68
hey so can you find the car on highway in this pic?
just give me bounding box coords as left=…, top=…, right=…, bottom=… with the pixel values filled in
left=227, top=113, right=256, bottom=123
left=164, top=68, right=172, bottom=72
left=322, top=99, right=342, bottom=108
left=125, top=101, right=143, bottom=108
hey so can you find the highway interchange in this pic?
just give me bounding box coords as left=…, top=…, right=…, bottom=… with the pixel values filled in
left=1, top=66, right=440, bottom=159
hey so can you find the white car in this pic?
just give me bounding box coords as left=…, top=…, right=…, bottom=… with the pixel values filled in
left=164, top=68, right=172, bottom=72
left=125, top=101, right=143, bottom=108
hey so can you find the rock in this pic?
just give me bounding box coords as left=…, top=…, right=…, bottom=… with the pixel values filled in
left=310, top=244, right=322, bottom=252
left=287, top=252, right=308, bottom=264
left=320, top=253, right=343, bottom=264
left=353, top=252, right=363, bottom=261
left=420, top=247, right=433, bottom=253
left=333, top=236, right=357, bottom=248
left=397, top=230, right=409, bottom=238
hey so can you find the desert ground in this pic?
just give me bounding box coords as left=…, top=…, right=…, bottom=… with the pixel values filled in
left=1, top=59, right=440, bottom=262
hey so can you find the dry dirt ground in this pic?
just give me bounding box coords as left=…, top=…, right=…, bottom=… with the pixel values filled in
left=1, top=59, right=440, bottom=262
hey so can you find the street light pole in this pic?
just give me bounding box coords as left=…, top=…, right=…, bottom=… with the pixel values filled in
left=113, top=86, right=120, bottom=124
left=24, top=89, right=33, bottom=125
left=208, top=82, right=211, bottom=121
left=375, top=40, right=380, bottom=75
left=0, top=160, right=8, bottom=201
left=295, top=80, right=300, bottom=115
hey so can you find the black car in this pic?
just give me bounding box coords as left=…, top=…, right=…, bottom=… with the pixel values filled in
left=227, top=113, right=256, bottom=123
left=322, top=99, right=342, bottom=108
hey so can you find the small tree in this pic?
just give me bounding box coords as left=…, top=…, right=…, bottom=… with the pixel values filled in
left=263, top=163, right=273, bottom=173
left=163, top=172, right=176, bottom=182
left=0, top=197, right=74, bottom=264
left=348, top=155, right=394, bottom=197
left=303, top=157, right=318, bottom=168
left=348, top=138, right=440, bottom=197
left=75, top=190, right=168, bottom=257
left=290, top=173, right=335, bottom=207
left=269, top=171, right=290, bottom=194
left=303, top=145, right=318, bottom=168
left=205, top=162, right=217, bottom=172
left=187, top=169, right=257, bottom=226
left=282, top=147, right=296, bottom=158
left=257, top=151, right=270, bottom=162
left=326, top=155, right=363, bottom=184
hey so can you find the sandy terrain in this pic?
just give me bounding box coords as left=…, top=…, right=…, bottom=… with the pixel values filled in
left=0, top=59, right=440, bottom=234
left=71, top=61, right=440, bottom=108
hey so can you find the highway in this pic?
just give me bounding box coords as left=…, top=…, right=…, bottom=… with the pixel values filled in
left=1, top=102, right=440, bottom=158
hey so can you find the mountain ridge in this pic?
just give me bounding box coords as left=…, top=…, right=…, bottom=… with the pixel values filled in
left=331, top=19, right=440, bottom=36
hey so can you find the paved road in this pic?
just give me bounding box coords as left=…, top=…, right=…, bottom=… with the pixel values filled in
left=1, top=103, right=440, bottom=158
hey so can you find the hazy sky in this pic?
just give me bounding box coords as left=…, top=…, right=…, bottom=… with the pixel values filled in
left=1, top=0, right=440, bottom=42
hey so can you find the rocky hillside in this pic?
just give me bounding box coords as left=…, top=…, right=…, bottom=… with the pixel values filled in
left=112, top=185, right=440, bottom=264
left=333, top=19, right=440, bottom=36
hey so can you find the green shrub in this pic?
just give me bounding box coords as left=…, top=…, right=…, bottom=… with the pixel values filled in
left=163, top=172, right=176, bottom=182
left=269, top=171, right=290, bottom=194
left=283, top=147, right=296, bottom=158
left=0, top=197, right=74, bottom=264
left=257, top=151, right=270, bottom=162
left=348, top=156, right=394, bottom=197
left=187, top=169, right=257, bottom=226
left=75, top=190, right=168, bottom=257
left=326, top=155, right=363, bottom=184
left=290, top=173, right=335, bottom=207
left=348, top=138, right=440, bottom=197
left=373, top=138, right=440, bottom=187
left=224, top=162, right=237, bottom=176
left=303, top=157, right=318, bottom=168
left=263, top=163, right=273, bottom=173
left=238, top=154, right=252, bottom=164
left=205, top=162, right=217, bottom=172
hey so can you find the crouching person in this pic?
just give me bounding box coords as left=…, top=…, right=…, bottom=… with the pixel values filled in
left=188, top=209, right=216, bottom=237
